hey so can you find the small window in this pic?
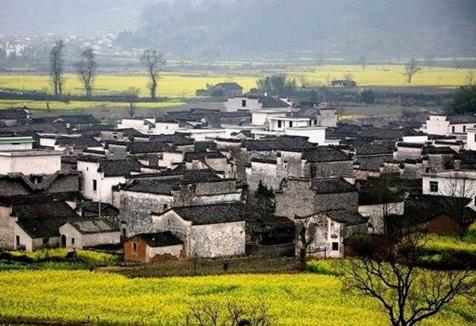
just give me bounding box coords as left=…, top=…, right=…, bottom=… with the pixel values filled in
left=241, top=99, right=247, bottom=107
left=133, top=242, right=138, bottom=252
left=277, top=120, right=282, bottom=128
left=93, top=179, right=97, bottom=192
left=430, top=181, right=438, bottom=193
left=332, top=242, right=339, bottom=251
left=43, top=238, right=49, bottom=245
left=463, top=126, right=466, bottom=132
left=452, top=126, right=455, bottom=133
left=163, top=204, right=168, bottom=210
left=289, top=121, right=293, bottom=127
left=71, top=238, right=75, bottom=245
left=473, top=134, right=476, bottom=142
left=16, top=235, right=20, bottom=247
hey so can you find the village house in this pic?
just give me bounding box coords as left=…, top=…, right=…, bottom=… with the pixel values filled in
left=0, top=109, right=30, bottom=127
left=0, top=134, right=35, bottom=151
left=0, top=149, right=62, bottom=175
left=275, top=178, right=358, bottom=219
left=116, top=169, right=243, bottom=236
left=124, top=231, right=184, bottom=262
left=77, top=156, right=143, bottom=204
left=52, top=115, right=99, bottom=130
left=246, top=146, right=353, bottom=191
left=151, top=202, right=247, bottom=258
left=5, top=201, right=81, bottom=251
left=59, top=218, right=121, bottom=249
left=423, top=114, right=476, bottom=138
left=295, top=209, right=367, bottom=258
left=422, top=169, right=476, bottom=198
left=225, top=95, right=291, bottom=112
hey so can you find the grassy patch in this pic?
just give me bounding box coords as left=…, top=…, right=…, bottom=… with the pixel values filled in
left=8, top=249, right=120, bottom=266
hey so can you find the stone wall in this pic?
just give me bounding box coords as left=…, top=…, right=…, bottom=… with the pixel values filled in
left=189, top=222, right=246, bottom=258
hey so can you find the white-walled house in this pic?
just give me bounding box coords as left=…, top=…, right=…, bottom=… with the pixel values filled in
left=151, top=203, right=246, bottom=258
left=422, top=170, right=476, bottom=200
left=152, top=120, right=180, bottom=135
left=294, top=210, right=368, bottom=258
left=59, top=219, right=121, bottom=249
left=251, top=110, right=287, bottom=126
left=424, top=114, right=476, bottom=137
left=77, top=157, right=142, bottom=204
left=0, top=135, right=34, bottom=150
left=225, top=96, right=290, bottom=112
left=466, top=128, right=476, bottom=151
left=0, top=150, right=62, bottom=175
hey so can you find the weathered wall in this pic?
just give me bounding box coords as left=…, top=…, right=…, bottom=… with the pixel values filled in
left=189, top=222, right=246, bottom=258
left=358, top=202, right=404, bottom=234
left=0, top=206, right=14, bottom=249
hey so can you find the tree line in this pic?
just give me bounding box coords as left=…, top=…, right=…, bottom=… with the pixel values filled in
left=48, top=39, right=165, bottom=99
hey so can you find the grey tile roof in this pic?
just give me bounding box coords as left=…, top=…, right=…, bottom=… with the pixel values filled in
left=169, top=202, right=247, bottom=225
left=184, top=151, right=225, bottom=162
left=310, top=179, right=356, bottom=194
left=69, top=218, right=119, bottom=234
left=243, top=136, right=315, bottom=151
left=55, top=135, right=102, bottom=148
left=127, top=141, right=174, bottom=154
left=213, top=82, right=243, bottom=90
left=323, top=209, right=367, bottom=226
left=0, top=109, right=28, bottom=120
left=447, top=115, right=476, bottom=124
left=56, top=114, right=99, bottom=125
left=13, top=201, right=80, bottom=238
left=302, top=147, right=352, bottom=162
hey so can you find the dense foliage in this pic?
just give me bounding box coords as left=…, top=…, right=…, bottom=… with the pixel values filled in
left=449, top=85, right=476, bottom=114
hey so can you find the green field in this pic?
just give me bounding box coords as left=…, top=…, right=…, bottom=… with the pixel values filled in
left=0, top=268, right=472, bottom=326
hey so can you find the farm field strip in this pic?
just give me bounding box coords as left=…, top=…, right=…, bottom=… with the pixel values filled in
left=0, top=270, right=472, bottom=326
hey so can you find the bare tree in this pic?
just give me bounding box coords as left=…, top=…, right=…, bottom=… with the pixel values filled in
left=126, top=87, right=140, bottom=118
left=185, top=300, right=271, bottom=326
left=442, top=171, right=476, bottom=239
left=343, top=233, right=475, bottom=326
left=75, top=48, right=97, bottom=97
left=296, top=220, right=317, bottom=271
left=359, top=56, right=367, bottom=71
left=141, top=49, right=166, bottom=99
left=403, top=58, right=421, bottom=84
left=49, top=39, right=65, bottom=96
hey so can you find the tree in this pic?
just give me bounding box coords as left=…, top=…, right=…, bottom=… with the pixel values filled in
left=141, top=49, right=165, bottom=99
left=126, top=87, right=140, bottom=118
left=343, top=233, right=475, bottom=326
left=253, top=181, right=276, bottom=220
left=49, top=39, right=65, bottom=96
left=185, top=300, right=271, bottom=326
left=449, top=84, right=476, bottom=114
left=360, top=89, right=375, bottom=104
left=296, top=220, right=317, bottom=271
left=424, top=55, right=435, bottom=70
left=403, top=58, right=421, bottom=84
left=442, top=171, right=476, bottom=239
left=75, top=48, right=97, bottom=97
left=256, top=74, right=297, bottom=96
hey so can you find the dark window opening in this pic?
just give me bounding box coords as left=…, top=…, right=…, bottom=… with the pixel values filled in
left=16, top=235, right=20, bottom=247
left=163, top=204, right=168, bottom=210
left=463, top=126, right=466, bottom=132
left=93, top=179, right=97, bottom=191
left=277, top=120, right=282, bottom=128
left=289, top=121, right=293, bottom=127
left=452, top=126, right=455, bottom=133
left=241, top=99, right=246, bottom=107
left=71, top=238, right=75, bottom=245
left=43, top=238, right=49, bottom=245
left=133, top=242, right=138, bottom=252
left=332, top=242, right=339, bottom=251
left=430, top=181, right=438, bottom=193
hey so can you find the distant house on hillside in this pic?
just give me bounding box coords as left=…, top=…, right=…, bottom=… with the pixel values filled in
left=331, top=80, right=356, bottom=88
left=196, top=82, right=243, bottom=97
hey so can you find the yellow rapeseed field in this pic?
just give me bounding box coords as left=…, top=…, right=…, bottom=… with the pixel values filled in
left=0, top=270, right=472, bottom=326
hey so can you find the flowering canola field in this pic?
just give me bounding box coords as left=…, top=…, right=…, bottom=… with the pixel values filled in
left=0, top=270, right=473, bottom=326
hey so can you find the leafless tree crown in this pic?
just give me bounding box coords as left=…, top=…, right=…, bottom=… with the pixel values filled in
left=75, top=47, right=97, bottom=97
left=49, top=39, right=65, bottom=96
left=403, top=58, right=421, bottom=84
left=141, top=49, right=166, bottom=99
